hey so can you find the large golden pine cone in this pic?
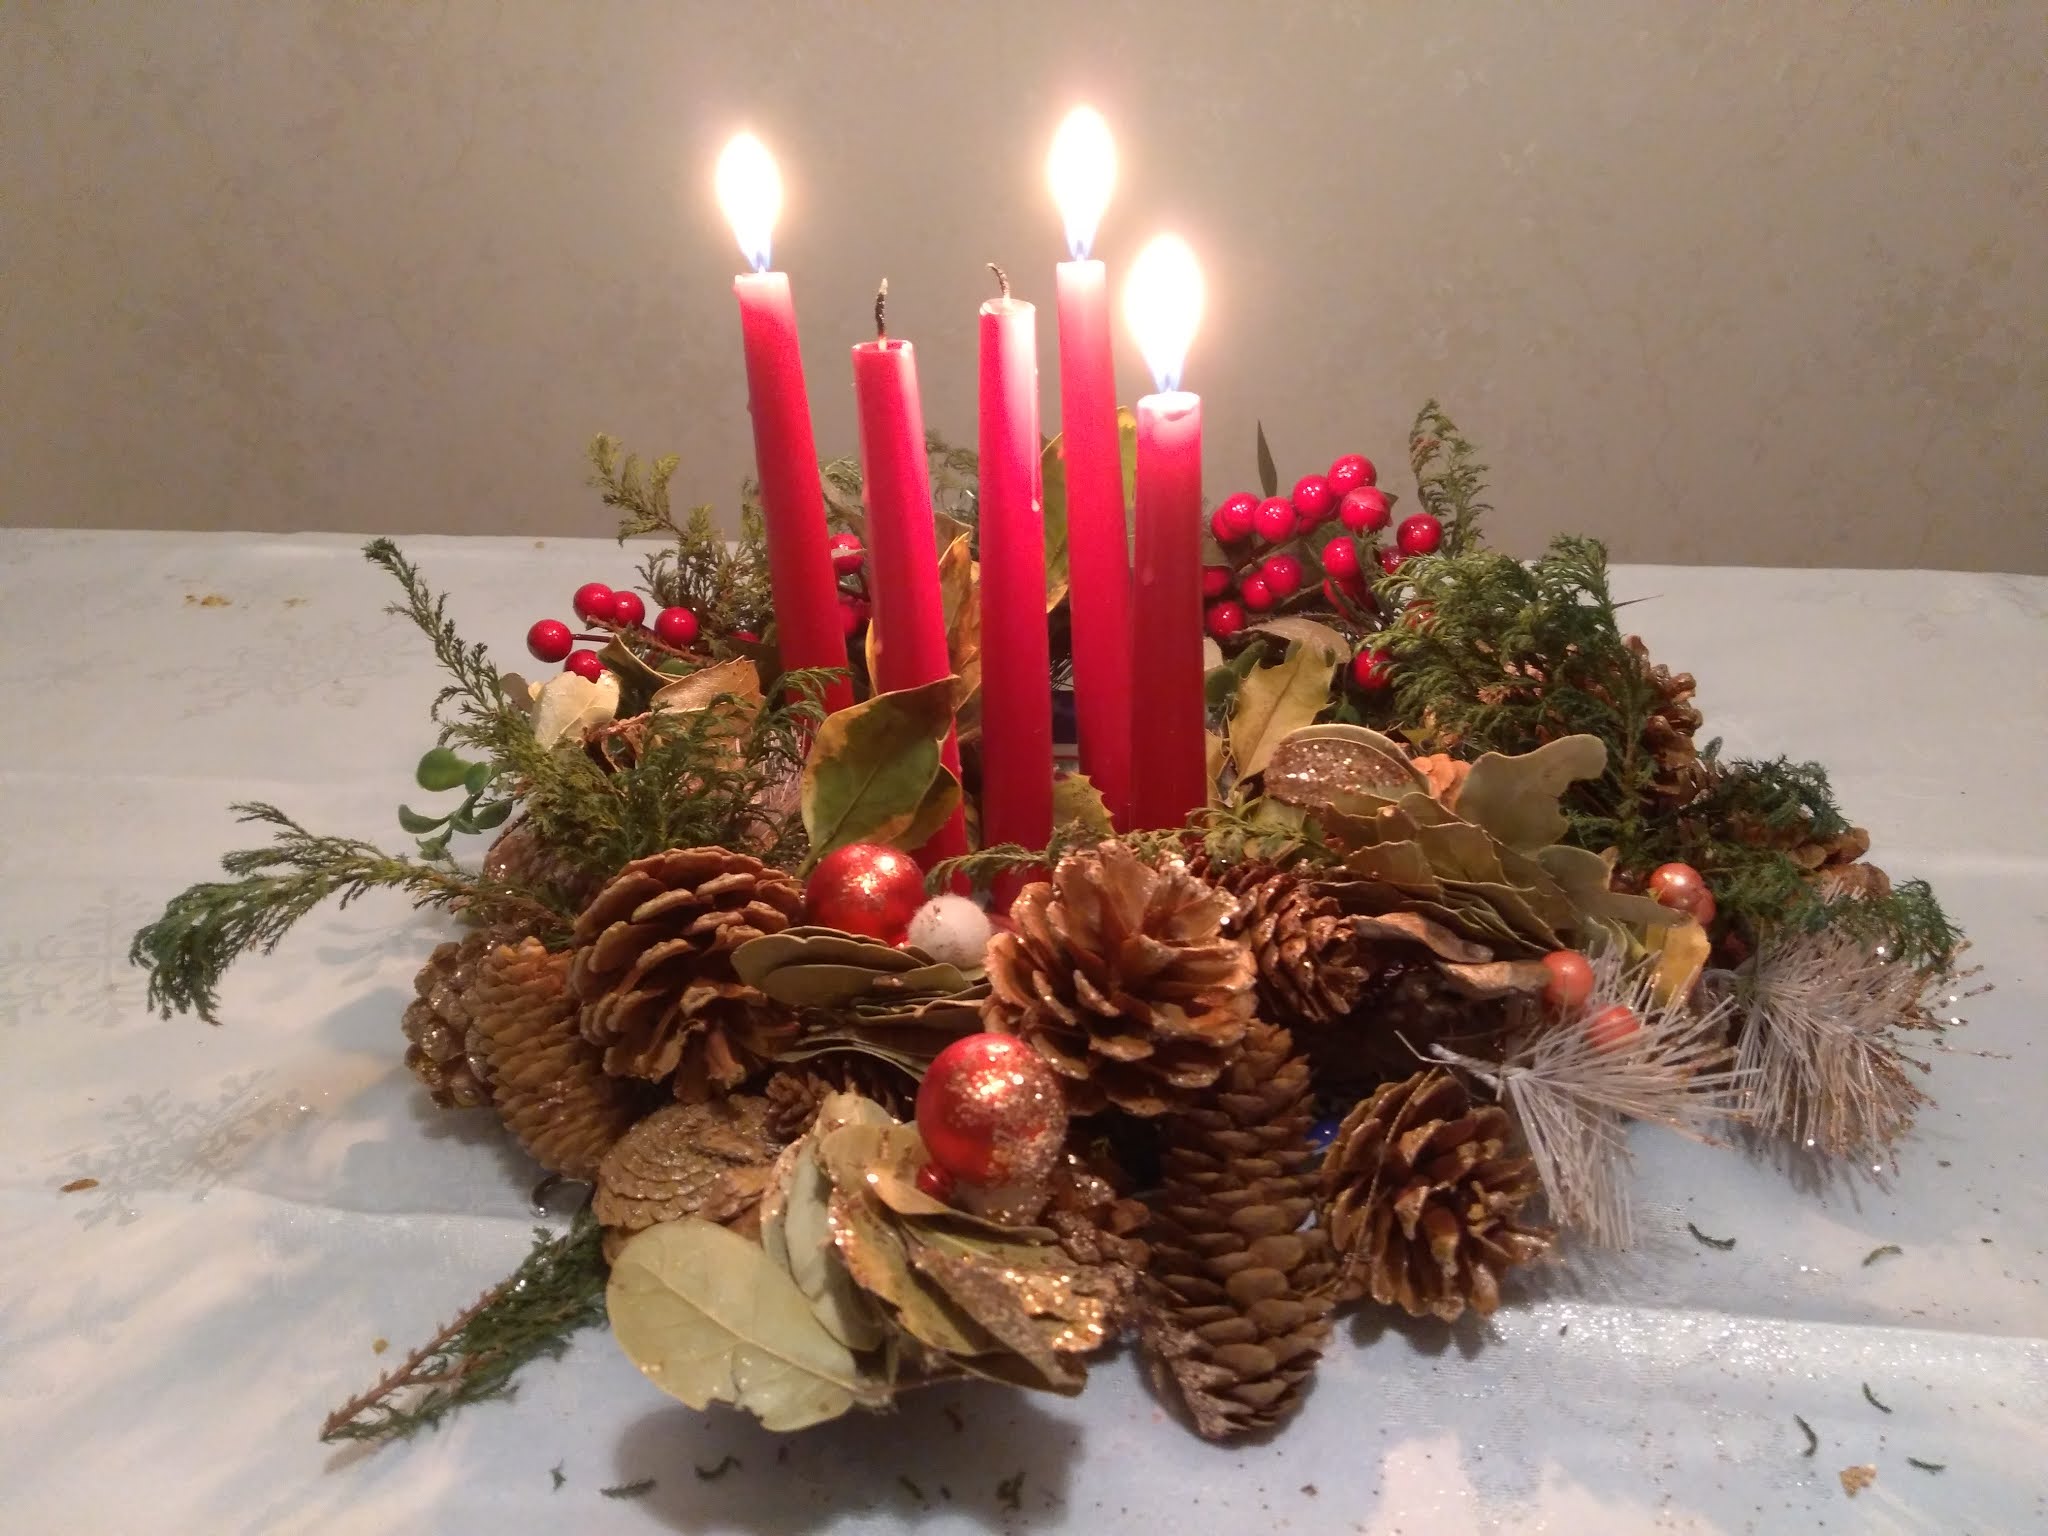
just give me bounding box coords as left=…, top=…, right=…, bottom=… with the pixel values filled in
left=568, top=848, right=803, bottom=1101
left=470, top=937, right=650, bottom=1179
left=401, top=931, right=504, bottom=1110
left=1206, top=863, right=1368, bottom=1030
left=984, top=842, right=1255, bottom=1117
left=1319, top=1068, right=1549, bottom=1322
left=1141, top=1020, right=1335, bottom=1440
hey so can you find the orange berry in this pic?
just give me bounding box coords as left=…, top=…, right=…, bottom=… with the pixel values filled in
left=1585, top=1003, right=1640, bottom=1051
left=1542, top=950, right=1595, bottom=1013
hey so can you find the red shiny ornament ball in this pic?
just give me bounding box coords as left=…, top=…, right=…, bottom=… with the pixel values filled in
left=1339, top=486, right=1392, bottom=533
left=525, top=618, right=573, bottom=664
left=915, top=1033, right=1069, bottom=1188
left=1327, top=453, right=1377, bottom=498
left=609, top=589, right=646, bottom=628
left=915, top=1160, right=957, bottom=1202
left=1202, top=564, right=1233, bottom=598
left=828, top=532, right=866, bottom=576
left=1542, top=950, right=1596, bottom=1013
left=1291, top=474, right=1334, bottom=523
left=804, top=842, right=926, bottom=944
left=1397, top=513, right=1443, bottom=557
left=1261, top=554, right=1304, bottom=596
left=1585, top=1003, right=1641, bottom=1052
left=1205, top=599, right=1247, bottom=640
left=1377, top=544, right=1405, bottom=576
left=1352, top=646, right=1394, bottom=691
left=571, top=582, right=615, bottom=623
left=1321, top=535, right=1360, bottom=579
left=1251, top=496, right=1297, bottom=543
left=1212, top=492, right=1259, bottom=543
left=839, top=594, right=870, bottom=637
left=563, top=648, right=605, bottom=682
left=1647, top=862, right=1716, bottom=924
left=1239, top=574, right=1275, bottom=612
left=653, top=606, right=700, bottom=647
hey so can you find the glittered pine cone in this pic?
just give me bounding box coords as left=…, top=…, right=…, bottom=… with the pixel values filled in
left=469, top=936, right=649, bottom=1179
left=594, top=1094, right=779, bottom=1259
left=568, top=847, right=804, bottom=1101
left=1207, top=863, right=1368, bottom=1031
left=1141, top=1020, right=1335, bottom=1440
left=401, top=932, right=503, bottom=1110
left=983, top=842, right=1255, bottom=1117
left=481, top=817, right=606, bottom=913
left=1319, top=1068, right=1549, bottom=1322
left=1625, top=635, right=1707, bottom=810
left=760, top=1059, right=915, bottom=1143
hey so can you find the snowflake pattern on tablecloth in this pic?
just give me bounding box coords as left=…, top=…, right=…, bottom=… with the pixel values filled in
left=0, top=892, right=156, bottom=1030
left=55, top=1071, right=310, bottom=1229
left=138, top=610, right=417, bottom=717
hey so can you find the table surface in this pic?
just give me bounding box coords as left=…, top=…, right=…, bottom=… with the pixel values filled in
left=3, top=530, right=2045, bottom=1536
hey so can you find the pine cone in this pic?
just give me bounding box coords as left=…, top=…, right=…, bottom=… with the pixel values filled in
left=569, top=848, right=803, bottom=1100
left=401, top=932, right=502, bottom=1110
left=761, top=1059, right=915, bottom=1142
left=1141, top=1021, right=1335, bottom=1440
left=470, top=937, right=650, bottom=1179
left=594, top=1095, right=779, bottom=1259
left=481, top=817, right=605, bottom=912
left=1209, top=863, right=1368, bottom=1030
left=1626, top=636, right=1706, bottom=810
left=984, top=842, right=1255, bottom=1117
left=1308, top=956, right=1534, bottom=1103
left=1319, top=1068, right=1549, bottom=1322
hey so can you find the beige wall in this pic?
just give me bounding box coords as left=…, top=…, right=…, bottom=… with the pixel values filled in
left=4, top=1, right=2044, bottom=572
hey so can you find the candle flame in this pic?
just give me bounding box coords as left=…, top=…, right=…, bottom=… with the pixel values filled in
left=716, top=132, right=782, bottom=272
left=1048, top=107, right=1115, bottom=262
left=1123, top=234, right=1203, bottom=393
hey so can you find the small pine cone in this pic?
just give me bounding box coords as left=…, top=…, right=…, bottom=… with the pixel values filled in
left=760, top=1060, right=914, bottom=1143
left=1307, top=960, right=1526, bottom=1103
left=1815, top=859, right=1892, bottom=903
left=1627, top=635, right=1707, bottom=810
left=471, top=937, right=649, bottom=1179
left=401, top=933, right=501, bottom=1109
left=984, top=842, right=1255, bottom=1117
left=568, top=848, right=803, bottom=1101
left=594, top=1095, right=779, bottom=1260
left=1210, top=864, right=1368, bottom=1030
left=1141, top=1021, right=1335, bottom=1440
left=481, top=817, right=605, bottom=912
left=1319, top=1068, right=1549, bottom=1323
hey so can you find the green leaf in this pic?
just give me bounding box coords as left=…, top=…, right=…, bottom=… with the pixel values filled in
left=1038, top=436, right=1071, bottom=612
left=606, top=1220, right=878, bottom=1431
left=1255, top=420, right=1279, bottom=500
left=462, top=761, right=494, bottom=796
left=799, top=677, right=960, bottom=863
left=1455, top=736, right=1609, bottom=852
left=468, top=798, right=514, bottom=831
left=447, top=807, right=481, bottom=837
left=1205, top=665, right=1243, bottom=714
left=416, top=831, right=452, bottom=861
left=1227, top=644, right=1339, bottom=780
left=397, top=804, right=450, bottom=834
left=415, top=747, right=471, bottom=792
left=1050, top=774, right=1114, bottom=839
left=898, top=764, right=965, bottom=853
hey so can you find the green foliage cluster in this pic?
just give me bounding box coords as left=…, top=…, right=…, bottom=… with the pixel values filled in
left=590, top=435, right=775, bottom=637
left=1407, top=399, right=1492, bottom=557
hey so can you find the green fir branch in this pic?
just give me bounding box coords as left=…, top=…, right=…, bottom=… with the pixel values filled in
left=1408, top=400, right=1492, bottom=555
left=364, top=538, right=506, bottom=741
left=319, top=1208, right=608, bottom=1445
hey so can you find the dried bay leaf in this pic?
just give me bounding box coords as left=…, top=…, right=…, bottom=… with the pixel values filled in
left=606, top=1219, right=880, bottom=1431
left=778, top=1137, right=886, bottom=1352
left=650, top=656, right=763, bottom=720
left=1454, top=736, right=1608, bottom=852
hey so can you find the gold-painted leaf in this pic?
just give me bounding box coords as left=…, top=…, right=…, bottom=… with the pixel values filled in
left=1350, top=911, right=1496, bottom=962
left=1228, top=643, right=1338, bottom=780
left=606, top=1219, right=879, bottom=1431
left=1265, top=724, right=1429, bottom=818
left=1454, top=736, right=1609, bottom=851
left=1535, top=844, right=1683, bottom=935
left=1051, top=774, right=1115, bottom=838
left=1651, top=917, right=1710, bottom=1007
left=766, top=1106, right=891, bottom=1351
left=650, top=655, right=764, bottom=718
left=800, top=675, right=959, bottom=863
left=1247, top=615, right=1350, bottom=665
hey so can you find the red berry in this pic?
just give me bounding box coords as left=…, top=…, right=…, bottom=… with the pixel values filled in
left=1339, top=487, right=1391, bottom=533
left=1586, top=1004, right=1641, bottom=1052
left=608, top=589, right=646, bottom=628
left=525, top=618, right=573, bottom=664
left=1204, top=600, right=1247, bottom=640
left=563, top=648, right=605, bottom=682
left=1542, top=950, right=1596, bottom=1013
left=1647, top=862, right=1716, bottom=925
left=1260, top=554, right=1304, bottom=597
left=653, top=606, right=700, bottom=647
left=731, top=628, right=760, bottom=645
left=1351, top=646, right=1393, bottom=691
left=1202, top=564, right=1233, bottom=598
left=1239, top=575, right=1275, bottom=612
left=1327, top=454, right=1377, bottom=498
left=1320, top=535, right=1360, bottom=578
left=1321, top=574, right=1372, bottom=612
left=571, top=583, right=614, bottom=623
left=839, top=595, right=870, bottom=637
left=1397, top=513, right=1443, bottom=557
left=1251, top=497, right=1297, bottom=543
left=1211, top=492, right=1258, bottom=543
left=1291, top=474, right=1334, bottom=523
left=828, top=532, right=865, bottom=576
left=1377, top=545, right=1404, bottom=575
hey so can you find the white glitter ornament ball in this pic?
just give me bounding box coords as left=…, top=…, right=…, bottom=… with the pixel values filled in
left=906, top=894, right=994, bottom=969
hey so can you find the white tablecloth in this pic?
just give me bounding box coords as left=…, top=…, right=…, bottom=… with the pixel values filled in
left=3, top=530, right=2044, bottom=1535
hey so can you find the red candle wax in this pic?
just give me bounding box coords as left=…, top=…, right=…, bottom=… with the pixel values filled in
left=1128, top=390, right=1207, bottom=830
left=850, top=333, right=969, bottom=866
left=976, top=288, right=1053, bottom=866
left=733, top=271, right=854, bottom=714
left=1054, top=259, right=1134, bottom=827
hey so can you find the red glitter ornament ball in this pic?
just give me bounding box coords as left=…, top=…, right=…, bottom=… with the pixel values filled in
left=914, top=1033, right=1069, bottom=1188
left=804, top=842, right=926, bottom=944
left=1647, top=862, right=1716, bottom=925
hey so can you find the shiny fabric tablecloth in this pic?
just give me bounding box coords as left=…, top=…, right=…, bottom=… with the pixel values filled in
left=3, top=531, right=2044, bottom=1535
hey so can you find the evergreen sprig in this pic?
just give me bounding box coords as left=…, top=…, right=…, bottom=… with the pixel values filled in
left=1408, top=399, right=1492, bottom=555
left=591, top=434, right=775, bottom=635
left=364, top=538, right=504, bottom=740
left=319, top=1207, right=608, bottom=1444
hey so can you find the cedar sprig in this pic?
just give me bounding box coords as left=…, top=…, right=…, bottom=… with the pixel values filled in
left=320, top=1207, right=608, bottom=1444
left=1408, top=399, right=1492, bottom=555
left=364, top=538, right=506, bottom=740
left=591, top=434, right=775, bottom=636
left=129, top=804, right=560, bottom=1023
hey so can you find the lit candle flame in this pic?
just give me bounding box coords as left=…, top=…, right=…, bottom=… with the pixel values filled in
left=1047, top=107, right=1115, bottom=262
left=716, top=132, right=782, bottom=272
left=1123, top=234, right=1202, bottom=393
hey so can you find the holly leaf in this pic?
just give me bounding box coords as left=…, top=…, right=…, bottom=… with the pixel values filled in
left=1050, top=774, right=1114, bottom=839
left=1227, top=643, right=1339, bottom=780
left=1255, top=420, right=1279, bottom=500
left=415, top=748, right=471, bottom=792
left=800, top=677, right=959, bottom=864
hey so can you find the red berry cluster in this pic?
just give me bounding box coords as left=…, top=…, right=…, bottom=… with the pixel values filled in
left=828, top=531, right=871, bottom=639
left=1205, top=452, right=1443, bottom=693
left=524, top=580, right=703, bottom=680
